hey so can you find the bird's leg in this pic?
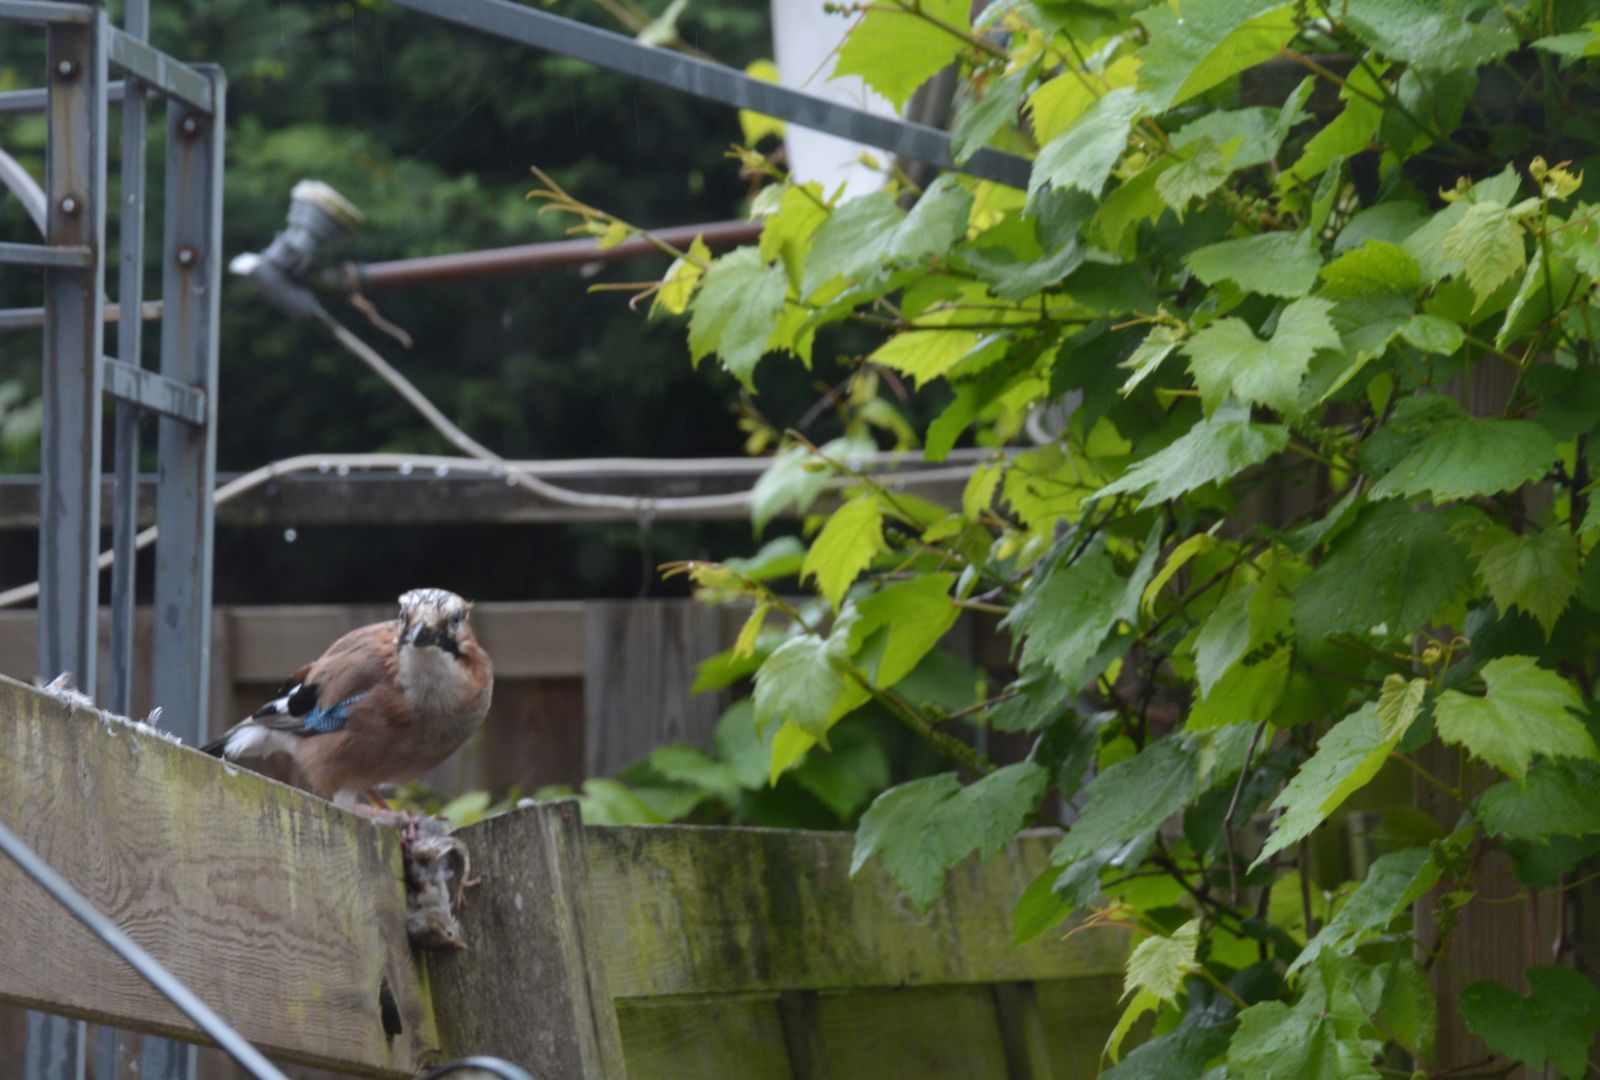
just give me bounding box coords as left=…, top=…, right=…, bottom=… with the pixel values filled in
left=365, top=787, right=391, bottom=810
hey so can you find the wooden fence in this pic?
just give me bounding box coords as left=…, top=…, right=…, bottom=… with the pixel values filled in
left=0, top=674, right=1126, bottom=1078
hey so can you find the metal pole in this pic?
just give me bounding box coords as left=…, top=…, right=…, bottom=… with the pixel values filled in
left=149, top=68, right=223, bottom=752
left=346, top=218, right=760, bottom=290
left=30, top=7, right=107, bottom=1080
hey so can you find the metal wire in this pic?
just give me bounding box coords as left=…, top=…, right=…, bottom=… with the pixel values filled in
left=0, top=821, right=290, bottom=1080
left=416, top=1057, right=537, bottom=1080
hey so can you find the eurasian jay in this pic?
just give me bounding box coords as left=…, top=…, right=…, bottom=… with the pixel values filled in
left=203, top=588, right=494, bottom=808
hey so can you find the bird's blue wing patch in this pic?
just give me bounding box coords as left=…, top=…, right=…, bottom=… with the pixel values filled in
left=301, top=692, right=367, bottom=735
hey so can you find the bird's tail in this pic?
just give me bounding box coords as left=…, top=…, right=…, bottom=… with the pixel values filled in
left=200, top=734, right=230, bottom=757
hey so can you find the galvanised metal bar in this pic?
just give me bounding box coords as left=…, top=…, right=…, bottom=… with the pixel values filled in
left=149, top=68, right=224, bottom=755
left=0, top=299, right=161, bottom=330
left=108, top=0, right=150, bottom=724
left=0, top=148, right=47, bottom=234
left=30, top=9, right=107, bottom=1079
left=0, top=79, right=125, bottom=113
left=0, top=0, right=90, bottom=24
left=0, top=241, right=93, bottom=268
left=386, top=0, right=1032, bottom=189
left=107, top=29, right=213, bottom=112
left=103, top=359, right=205, bottom=424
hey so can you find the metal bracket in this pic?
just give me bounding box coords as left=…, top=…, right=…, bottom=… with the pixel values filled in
left=107, top=30, right=214, bottom=112
left=102, top=357, right=206, bottom=425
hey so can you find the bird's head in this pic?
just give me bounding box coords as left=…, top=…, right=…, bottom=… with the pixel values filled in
left=397, top=588, right=474, bottom=656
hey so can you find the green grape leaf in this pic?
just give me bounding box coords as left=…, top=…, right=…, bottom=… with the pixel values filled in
left=1186, top=230, right=1322, bottom=298
left=1434, top=656, right=1598, bottom=781
left=1318, top=239, right=1422, bottom=299
left=1293, top=501, right=1472, bottom=640
left=1194, top=584, right=1256, bottom=699
left=1029, top=87, right=1142, bottom=204
left=802, top=177, right=973, bottom=297
left=1400, top=313, right=1465, bottom=355
left=1118, top=324, right=1184, bottom=395
left=1254, top=703, right=1394, bottom=868
left=868, top=329, right=982, bottom=388
left=1290, top=848, right=1439, bottom=975
left=759, top=183, right=829, bottom=290
left=1341, top=0, right=1518, bottom=73
left=833, top=0, right=970, bottom=109
left=1229, top=956, right=1381, bottom=1080
left=1008, top=542, right=1129, bottom=691
left=1125, top=919, right=1199, bottom=1003
left=1477, top=759, right=1600, bottom=840
left=688, top=247, right=790, bottom=387
left=1460, top=967, right=1600, bottom=1080
left=1471, top=525, right=1578, bottom=638
left=1440, top=201, right=1526, bottom=302
left=951, top=61, right=1033, bottom=164
left=1099, top=1028, right=1230, bottom=1080
left=1184, top=298, right=1340, bottom=412
left=850, top=573, right=960, bottom=689
left=1137, top=0, right=1299, bottom=110
left=1096, top=408, right=1290, bottom=508
left=1375, top=675, right=1427, bottom=743
left=801, top=492, right=886, bottom=609
left=1054, top=737, right=1198, bottom=865
left=752, top=628, right=870, bottom=742
left=851, top=762, right=1050, bottom=909
left=654, top=233, right=713, bottom=315
left=749, top=434, right=875, bottom=534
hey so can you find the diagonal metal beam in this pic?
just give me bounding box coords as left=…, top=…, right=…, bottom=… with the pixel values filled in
left=386, top=0, right=1031, bottom=189
left=102, top=357, right=206, bottom=425
left=107, top=29, right=214, bottom=113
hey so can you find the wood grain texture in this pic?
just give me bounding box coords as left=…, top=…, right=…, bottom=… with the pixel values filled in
left=615, top=996, right=791, bottom=1080
left=583, top=601, right=730, bottom=776
left=585, top=824, right=1127, bottom=998
left=0, top=675, right=435, bottom=1077
left=425, top=801, right=626, bottom=1080
left=812, top=986, right=1010, bottom=1078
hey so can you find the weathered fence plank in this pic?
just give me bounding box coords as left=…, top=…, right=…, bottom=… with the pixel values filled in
left=0, top=675, right=435, bottom=1078
left=584, top=824, right=1126, bottom=997
left=424, top=800, right=627, bottom=1078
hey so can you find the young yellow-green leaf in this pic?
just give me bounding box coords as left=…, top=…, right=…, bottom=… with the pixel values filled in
left=1471, top=526, right=1578, bottom=637
left=851, top=762, right=1049, bottom=909
left=1434, top=656, right=1598, bottom=781
left=1118, top=324, right=1183, bottom=395
left=1281, top=64, right=1384, bottom=186
left=1124, top=920, right=1199, bottom=1003
left=1027, top=54, right=1141, bottom=144
left=758, top=184, right=828, bottom=290
left=1194, top=583, right=1255, bottom=699
left=1142, top=533, right=1216, bottom=616
left=1105, top=988, right=1161, bottom=1066
left=749, top=434, right=876, bottom=534
left=1155, top=136, right=1238, bottom=212
left=1186, top=230, right=1322, bottom=298
left=1254, top=703, right=1394, bottom=869
left=1376, top=675, right=1427, bottom=743
left=653, top=234, right=713, bottom=315
left=1293, top=501, right=1473, bottom=641
left=1318, top=239, right=1422, bottom=299
left=1370, top=418, right=1557, bottom=502
left=1028, top=87, right=1142, bottom=205
left=1399, top=313, right=1465, bottom=355
left=752, top=629, right=870, bottom=742
left=1096, top=407, right=1289, bottom=508
left=868, top=328, right=982, bottom=388
left=850, top=573, right=960, bottom=689
left=951, top=61, right=1034, bottom=165
left=732, top=601, right=769, bottom=660
left=1460, top=967, right=1600, bottom=1080
left=1289, top=848, right=1439, bottom=976
left=1184, top=297, right=1340, bottom=413
left=801, top=492, right=886, bottom=609
left=833, top=0, right=969, bottom=110
left=1440, top=200, right=1526, bottom=302
left=1136, top=0, right=1298, bottom=110
left=688, top=247, right=789, bottom=388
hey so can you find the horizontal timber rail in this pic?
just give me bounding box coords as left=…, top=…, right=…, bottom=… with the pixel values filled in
left=0, top=672, right=1126, bottom=1078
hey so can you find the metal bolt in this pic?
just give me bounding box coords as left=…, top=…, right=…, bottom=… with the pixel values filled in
left=179, top=115, right=202, bottom=138
left=175, top=246, right=198, bottom=268
left=56, top=59, right=76, bottom=80
left=59, top=196, right=79, bottom=217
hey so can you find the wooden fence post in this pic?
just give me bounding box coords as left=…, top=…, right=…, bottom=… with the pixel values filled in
left=425, top=800, right=625, bottom=1079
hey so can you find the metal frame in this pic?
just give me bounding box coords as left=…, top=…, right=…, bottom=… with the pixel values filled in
left=0, top=2, right=222, bottom=1076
